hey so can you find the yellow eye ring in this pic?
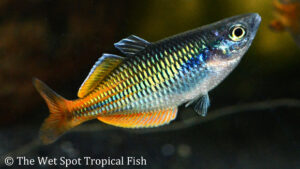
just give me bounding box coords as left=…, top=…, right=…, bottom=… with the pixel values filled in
left=229, top=25, right=246, bottom=41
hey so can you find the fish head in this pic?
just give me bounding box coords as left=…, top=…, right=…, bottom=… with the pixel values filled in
left=205, top=13, right=261, bottom=64
left=198, top=13, right=261, bottom=91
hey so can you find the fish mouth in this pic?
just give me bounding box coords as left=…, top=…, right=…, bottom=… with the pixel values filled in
left=250, top=13, right=261, bottom=35
left=243, top=13, right=261, bottom=40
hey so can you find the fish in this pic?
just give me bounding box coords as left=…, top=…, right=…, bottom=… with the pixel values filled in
left=33, top=13, right=261, bottom=144
left=270, top=0, right=300, bottom=46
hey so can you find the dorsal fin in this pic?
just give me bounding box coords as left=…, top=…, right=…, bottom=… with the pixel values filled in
left=114, top=35, right=151, bottom=56
left=77, top=53, right=124, bottom=98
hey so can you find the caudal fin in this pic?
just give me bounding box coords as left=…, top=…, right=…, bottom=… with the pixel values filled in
left=33, top=78, right=73, bottom=144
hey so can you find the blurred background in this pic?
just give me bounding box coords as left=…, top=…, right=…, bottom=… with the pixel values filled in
left=0, top=0, right=299, bottom=168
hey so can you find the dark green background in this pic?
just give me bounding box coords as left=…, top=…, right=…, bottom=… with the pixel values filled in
left=0, top=0, right=299, bottom=169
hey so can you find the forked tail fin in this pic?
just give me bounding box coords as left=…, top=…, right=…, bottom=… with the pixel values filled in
left=33, top=78, right=74, bottom=144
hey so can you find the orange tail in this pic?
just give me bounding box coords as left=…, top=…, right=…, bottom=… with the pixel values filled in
left=33, top=78, right=74, bottom=144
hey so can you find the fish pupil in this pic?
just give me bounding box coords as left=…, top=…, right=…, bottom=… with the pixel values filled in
left=229, top=24, right=246, bottom=41
left=234, top=28, right=243, bottom=37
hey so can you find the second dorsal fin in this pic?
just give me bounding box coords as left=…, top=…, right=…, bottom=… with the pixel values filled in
left=114, top=35, right=151, bottom=56
left=77, top=53, right=124, bottom=98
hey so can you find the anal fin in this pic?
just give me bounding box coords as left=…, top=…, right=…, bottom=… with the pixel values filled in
left=97, top=108, right=178, bottom=128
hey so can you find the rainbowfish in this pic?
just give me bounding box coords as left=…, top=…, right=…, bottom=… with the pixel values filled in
left=34, top=13, right=261, bottom=144
left=270, top=0, right=300, bottom=46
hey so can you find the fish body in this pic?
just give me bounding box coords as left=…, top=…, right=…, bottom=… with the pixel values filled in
left=270, top=0, right=300, bottom=46
left=34, top=13, right=261, bottom=144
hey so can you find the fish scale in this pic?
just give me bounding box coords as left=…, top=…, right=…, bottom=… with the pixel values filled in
left=81, top=39, right=206, bottom=115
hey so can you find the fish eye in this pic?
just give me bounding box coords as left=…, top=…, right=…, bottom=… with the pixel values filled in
left=229, top=25, right=246, bottom=41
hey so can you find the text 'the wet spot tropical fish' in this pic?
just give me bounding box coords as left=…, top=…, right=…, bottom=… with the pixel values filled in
left=34, top=13, right=261, bottom=144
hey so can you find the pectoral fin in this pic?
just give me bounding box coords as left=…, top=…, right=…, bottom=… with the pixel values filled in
left=186, top=94, right=210, bottom=116
left=77, top=53, right=124, bottom=98
left=97, top=108, right=178, bottom=128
